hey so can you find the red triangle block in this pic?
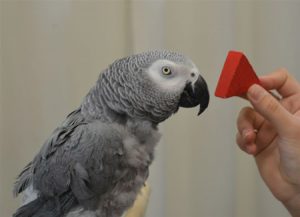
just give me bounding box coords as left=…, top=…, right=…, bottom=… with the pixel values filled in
left=215, top=51, right=260, bottom=98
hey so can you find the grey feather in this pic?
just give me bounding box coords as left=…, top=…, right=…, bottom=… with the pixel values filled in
left=13, top=162, right=33, bottom=197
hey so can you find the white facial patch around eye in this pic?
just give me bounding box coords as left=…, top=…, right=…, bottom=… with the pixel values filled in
left=146, top=60, right=187, bottom=91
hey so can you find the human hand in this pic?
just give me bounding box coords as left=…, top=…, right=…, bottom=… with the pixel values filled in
left=236, top=69, right=300, bottom=216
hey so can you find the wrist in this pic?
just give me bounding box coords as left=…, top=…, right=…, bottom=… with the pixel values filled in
left=283, top=194, right=300, bottom=217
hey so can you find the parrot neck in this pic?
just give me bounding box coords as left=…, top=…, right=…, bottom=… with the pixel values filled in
left=81, top=88, right=163, bottom=128
left=81, top=87, right=128, bottom=124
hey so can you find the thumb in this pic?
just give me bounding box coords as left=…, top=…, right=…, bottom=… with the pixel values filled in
left=247, top=84, right=292, bottom=134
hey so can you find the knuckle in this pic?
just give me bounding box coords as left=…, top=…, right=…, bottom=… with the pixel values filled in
left=236, top=133, right=243, bottom=146
left=281, top=96, right=300, bottom=112
left=237, top=107, right=254, bottom=126
left=238, top=107, right=253, bottom=119
left=278, top=67, right=289, bottom=75
left=264, top=96, right=279, bottom=113
left=286, top=118, right=300, bottom=135
left=241, top=106, right=253, bottom=114
left=274, top=67, right=289, bottom=81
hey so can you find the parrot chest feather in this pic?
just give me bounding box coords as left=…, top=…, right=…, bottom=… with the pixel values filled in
left=93, top=121, right=160, bottom=216
left=66, top=120, right=161, bottom=217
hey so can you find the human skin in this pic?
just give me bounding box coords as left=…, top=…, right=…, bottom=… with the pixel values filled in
left=236, top=69, right=300, bottom=216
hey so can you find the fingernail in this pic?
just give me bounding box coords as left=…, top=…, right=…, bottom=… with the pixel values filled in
left=242, top=129, right=251, bottom=138
left=247, top=84, right=265, bottom=102
left=246, top=145, right=253, bottom=155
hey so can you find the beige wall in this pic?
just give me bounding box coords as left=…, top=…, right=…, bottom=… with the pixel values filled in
left=1, top=1, right=300, bottom=217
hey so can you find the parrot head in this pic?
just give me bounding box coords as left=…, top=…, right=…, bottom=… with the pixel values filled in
left=143, top=52, right=209, bottom=116
left=84, top=50, right=209, bottom=124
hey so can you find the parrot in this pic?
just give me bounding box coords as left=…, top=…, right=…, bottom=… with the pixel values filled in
left=12, top=50, right=209, bottom=217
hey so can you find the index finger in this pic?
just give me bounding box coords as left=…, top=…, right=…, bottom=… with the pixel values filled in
left=259, top=68, right=300, bottom=98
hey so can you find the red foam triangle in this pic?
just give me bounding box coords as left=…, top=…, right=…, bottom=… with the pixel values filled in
left=215, top=51, right=260, bottom=98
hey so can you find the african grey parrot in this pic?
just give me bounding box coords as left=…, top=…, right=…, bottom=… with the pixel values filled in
left=13, top=50, right=209, bottom=217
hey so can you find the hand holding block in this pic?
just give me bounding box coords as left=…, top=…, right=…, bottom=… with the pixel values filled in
left=215, top=51, right=260, bottom=98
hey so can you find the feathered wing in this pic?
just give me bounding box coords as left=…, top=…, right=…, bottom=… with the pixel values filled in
left=13, top=161, right=33, bottom=197
left=13, top=109, right=124, bottom=217
left=13, top=108, right=85, bottom=197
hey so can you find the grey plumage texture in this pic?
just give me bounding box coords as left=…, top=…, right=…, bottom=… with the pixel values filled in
left=13, top=50, right=209, bottom=217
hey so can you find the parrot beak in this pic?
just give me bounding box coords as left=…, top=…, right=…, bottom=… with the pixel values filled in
left=178, top=75, right=210, bottom=115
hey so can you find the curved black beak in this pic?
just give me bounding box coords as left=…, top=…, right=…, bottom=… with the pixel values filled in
left=178, top=75, right=210, bottom=115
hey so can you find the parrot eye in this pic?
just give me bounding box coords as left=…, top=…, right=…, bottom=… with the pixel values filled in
left=162, top=66, right=172, bottom=75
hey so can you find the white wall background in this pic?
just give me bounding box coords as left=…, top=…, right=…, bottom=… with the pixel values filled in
left=1, top=1, right=300, bottom=217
